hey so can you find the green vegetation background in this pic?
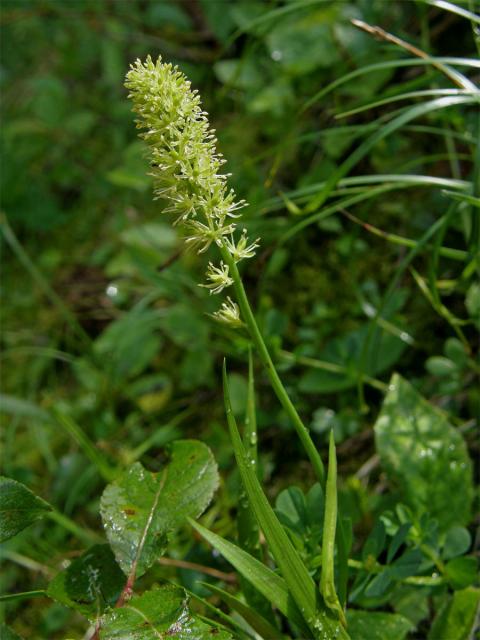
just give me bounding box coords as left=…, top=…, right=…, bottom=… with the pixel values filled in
left=1, top=1, right=478, bottom=637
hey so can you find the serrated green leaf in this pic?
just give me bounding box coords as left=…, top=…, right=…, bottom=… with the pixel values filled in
left=428, top=587, right=480, bottom=640
left=347, top=610, right=414, bottom=640
left=47, top=545, right=124, bottom=618
left=0, top=476, right=52, bottom=542
left=100, top=440, right=218, bottom=577
left=99, top=584, right=232, bottom=639
left=374, top=374, right=473, bottom=530
left=200, top=582, right=281, bottom=640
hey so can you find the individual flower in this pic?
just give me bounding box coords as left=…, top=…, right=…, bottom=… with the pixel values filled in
left=184, top=220, right=236, bottom=254
left=224, top=229, right=260, bottom=263
left=200, top=262, right=233, bottom=294
left=212, top=297, right=243, bottom=327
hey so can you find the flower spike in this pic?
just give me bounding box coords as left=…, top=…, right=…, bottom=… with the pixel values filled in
left=126, top=56, right=259, bottom=316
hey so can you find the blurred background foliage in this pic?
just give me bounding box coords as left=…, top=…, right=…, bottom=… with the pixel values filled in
left=0, top=0, right=479, bottom=637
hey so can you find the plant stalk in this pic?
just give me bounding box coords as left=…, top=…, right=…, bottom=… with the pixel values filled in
left=220, top=246, right=325, bottom=486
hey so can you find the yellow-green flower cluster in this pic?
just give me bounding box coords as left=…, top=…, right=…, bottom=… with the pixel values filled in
left=125, top=56, right=259, bottom=316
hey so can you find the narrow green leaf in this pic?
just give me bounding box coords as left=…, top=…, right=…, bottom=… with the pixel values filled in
left=187, top=588, right=252, bottom=640
left=387, top=523, right=412, bottom=563
left=442, top=190, right=480, bottom=207
left=237, top=351, right=273, bottom=621
left=53, top=409, right=116, bottom=483
left=0, top=590, right=46, bottom=604
left=100, top=440, right=219, bottom=577
left=0, top=476, right=52, bottom=542
left=304, top=95, right=479, bottom=212
left=425, top=0, right=480, bottom=25
left=238, top=350, right=261, bottom=555
left=223, top=365, right=315, bottom=614
left=320, top=432, right=345, bottom=627
left=336, top=517, right=352, bottom=608
left=99, top=584, right=232, bottom=639
left=201, top=582, right=282, bottom=639
left=0, top=394, right=49, bottom=421
left=302, top=57, right=480, bottom=112
left=47, top=545, right=124, bottom=618
left=222, top=364, right=349, bottom=639
left=362, top=520, right=386, bottom=561
left=336, top=88, right=468, bottom=120
left=189, top=519, right=305, bottom=630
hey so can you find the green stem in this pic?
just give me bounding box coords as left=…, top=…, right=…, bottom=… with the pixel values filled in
left=126, top=408, right=193, bottom=463
left=279, top=350, right=388, bottom=392
left=342, top=209, right=468, bottom=261
left=220, top=246, right=325, bottom=486
left=347, top=558, right=445, bottom=585
left=52, top=408, right=117, bottom=483
left=48, top=509, right=102, bottom=544
left=0, top=590, right=47, bottom=603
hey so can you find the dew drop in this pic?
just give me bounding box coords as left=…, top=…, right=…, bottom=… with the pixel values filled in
left=106, top=284, right=118, bottom=297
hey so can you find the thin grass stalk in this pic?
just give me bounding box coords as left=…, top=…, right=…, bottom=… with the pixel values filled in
left=220, top=246, right=325, bottom=486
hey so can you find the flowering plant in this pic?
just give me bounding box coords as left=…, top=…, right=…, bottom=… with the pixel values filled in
left=125, top=56, right=258, bottom=322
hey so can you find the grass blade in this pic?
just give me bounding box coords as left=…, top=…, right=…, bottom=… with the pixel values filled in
left=237, top=350, right=261, bottom=556
left=223, top=363, right=350, bottom=639
left=223, top=362, right=316, bottom=618
left=335, top=88, right=470, bottom=119
left=302, top=57, right=480, bottom=112
left=189, top=519, right=304, bottom=629
left=201, top=582, right=282, bottom=640
left=320, top=432, right=346, bottom=627
left=237, top=350, right=273, bottom=620
left=52, top=408, right=116, bottom=483
left=425, top=0, right=480, bottom=25
left=186, top=588, right=252, bottom=640
left=304, top=95, right=479, bottom=212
